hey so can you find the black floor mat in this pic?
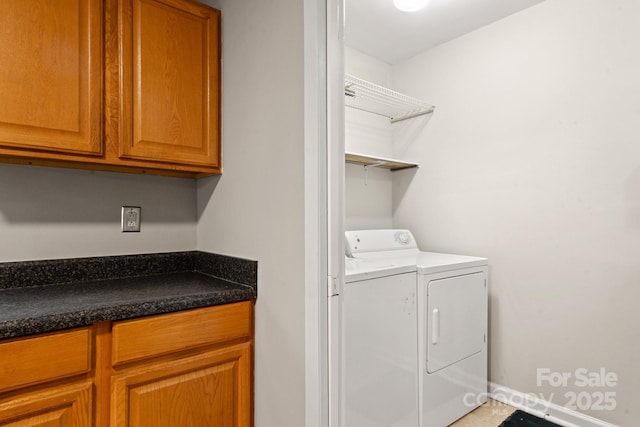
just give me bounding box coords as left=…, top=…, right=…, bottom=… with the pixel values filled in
left=499, top=410, right=562, bottom=427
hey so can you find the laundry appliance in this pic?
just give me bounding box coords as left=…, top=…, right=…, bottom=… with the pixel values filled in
left=342, top=229, right=488, bottom=427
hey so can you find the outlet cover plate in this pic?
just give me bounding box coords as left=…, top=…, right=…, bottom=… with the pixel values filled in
left=121, top=206, right=141, bottom=232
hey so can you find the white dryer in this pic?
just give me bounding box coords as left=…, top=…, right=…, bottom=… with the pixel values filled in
left=415, top=250, right=488, bottom=427
left=343, top=229, right=488, bottom=427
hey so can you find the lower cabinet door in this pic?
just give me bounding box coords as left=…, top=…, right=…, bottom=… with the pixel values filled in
left=111, top=342, right=251, bottom=427
left=0, top=381, right=93, bottom=427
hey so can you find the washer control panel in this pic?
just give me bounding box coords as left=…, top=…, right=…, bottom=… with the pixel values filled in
left=345, top=229, right=418, bottom=257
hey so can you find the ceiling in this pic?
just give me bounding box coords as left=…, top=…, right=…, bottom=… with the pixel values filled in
left=345, top=0, right=545, bottom=64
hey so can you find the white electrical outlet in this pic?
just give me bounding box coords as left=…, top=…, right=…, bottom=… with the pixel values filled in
left=121, top=206, right=141, bottom=232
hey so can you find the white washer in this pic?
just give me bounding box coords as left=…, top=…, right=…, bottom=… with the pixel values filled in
left=343, top=229, right=488, bottom=427
left=343, top=256, right=419, bottom=427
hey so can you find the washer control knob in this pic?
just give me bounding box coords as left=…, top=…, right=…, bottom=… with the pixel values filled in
left=395, top=231, right=411, bottom=245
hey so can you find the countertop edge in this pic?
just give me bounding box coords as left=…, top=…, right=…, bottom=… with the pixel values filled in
left=0, top=289, right=256, bottom=340
left=0, top=252, right=258, bottom=340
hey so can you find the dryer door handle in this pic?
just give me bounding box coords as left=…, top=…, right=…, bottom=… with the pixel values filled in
left=432, top=308, right=440, bottom=345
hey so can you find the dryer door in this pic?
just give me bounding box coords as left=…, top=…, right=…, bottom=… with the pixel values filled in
left=426, top=272, right=486, bottom=374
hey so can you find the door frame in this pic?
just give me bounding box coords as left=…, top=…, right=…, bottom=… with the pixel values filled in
left=326, top=0, right=345, bottom=424
left=304, top=0, right=344, bottom=426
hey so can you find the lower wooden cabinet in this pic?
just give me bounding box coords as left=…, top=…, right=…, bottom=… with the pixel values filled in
left=0, top=302, right=254, bottom=427
left=0, top=327, right=94, bottom=426
left=0, top=381, right=93, bottom=427
left=111, top=343, right=251, bottom=427
left=109, top=302, right=253, bottom=427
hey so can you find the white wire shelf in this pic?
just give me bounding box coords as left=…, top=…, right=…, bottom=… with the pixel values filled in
left=344, top=74, right=435, bottom=123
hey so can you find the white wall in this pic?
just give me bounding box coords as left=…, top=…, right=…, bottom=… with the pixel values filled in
left=345, top=164, right=393, bottom=230
left=196, top=0, right=307, bottom=426
left=345, top=46, right=392, bottom=88
left=392, top=1, right=640, bottom=425
left=345, top=47, right=394, bottom=230
left=0, top=164, right=197, bottom=262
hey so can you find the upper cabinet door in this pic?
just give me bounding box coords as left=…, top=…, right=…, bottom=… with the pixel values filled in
left=118, top=0, right=221, bottom=167
left=0, top=0, right=102, bottom=155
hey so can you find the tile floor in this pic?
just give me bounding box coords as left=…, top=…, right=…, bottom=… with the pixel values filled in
left=449, top=399, right=517, bottom=427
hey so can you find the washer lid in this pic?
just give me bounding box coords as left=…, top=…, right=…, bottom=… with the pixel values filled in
left=345, top=257, right=417, bottom=283
left=416, top=252, right=487, bottom=275
left=345, top=229, right=419, bottom=258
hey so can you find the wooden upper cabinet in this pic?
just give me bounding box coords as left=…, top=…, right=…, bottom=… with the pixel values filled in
left=0, top=0, right=221, bottom=177
left=114, top=0, right=221, bottom=168
left=0, top=0, right=102, bottom=156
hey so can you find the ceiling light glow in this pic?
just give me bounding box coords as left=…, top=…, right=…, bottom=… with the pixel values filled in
left=393, top=0, right=430, bottom=12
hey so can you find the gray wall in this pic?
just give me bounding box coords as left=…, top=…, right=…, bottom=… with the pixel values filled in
left=392, top=1, right=640, bottom=424
left=196, top=0, right=307, bottom=426
left=0, top=164, right=197, bottom=262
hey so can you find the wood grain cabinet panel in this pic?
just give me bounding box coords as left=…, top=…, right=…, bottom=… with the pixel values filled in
left=0, top=328, right=91, bottom=393
left=0, top=0, right=102, bottom=156
left=111, top=343, right=251, bottom=427
left=0, top=381, right=93, bottom=427
left=115, top=0, right=221, bottom=168
left=112, top=301, right=252, bottom=366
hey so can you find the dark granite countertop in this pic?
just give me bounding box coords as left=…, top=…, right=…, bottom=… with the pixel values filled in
left=0, top=251, right=257, bottom=340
